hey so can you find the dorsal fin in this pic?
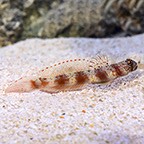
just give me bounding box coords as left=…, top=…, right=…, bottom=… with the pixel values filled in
left=87, top=55, right=110, bottom=69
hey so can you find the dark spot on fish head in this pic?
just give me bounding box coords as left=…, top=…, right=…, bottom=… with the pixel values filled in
left=125, top=59, right=138, bottom=71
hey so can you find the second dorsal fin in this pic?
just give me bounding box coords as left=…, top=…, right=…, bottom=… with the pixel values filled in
left=37, top=58, right=91, bottom=79
left=36, top=55, right=110, bottom=80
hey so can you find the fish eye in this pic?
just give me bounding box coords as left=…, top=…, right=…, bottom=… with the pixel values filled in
left=125, top=59, right=132, bottom=64
left=127, top=60, right=131, bottom=64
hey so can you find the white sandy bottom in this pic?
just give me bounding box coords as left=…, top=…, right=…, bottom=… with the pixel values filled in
left=0, top=35, right=144, bottom=144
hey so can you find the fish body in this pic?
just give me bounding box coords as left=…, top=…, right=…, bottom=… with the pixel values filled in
left=6, top=57, right=138, bottom=93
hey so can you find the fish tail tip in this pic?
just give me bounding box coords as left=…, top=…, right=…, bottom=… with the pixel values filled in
left=5, top=85, right=21, bottom=93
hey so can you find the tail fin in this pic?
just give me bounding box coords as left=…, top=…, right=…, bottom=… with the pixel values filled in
left=5, top=77, right=36, bottom=93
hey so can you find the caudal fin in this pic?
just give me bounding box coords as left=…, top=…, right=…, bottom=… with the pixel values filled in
left=5, top=78, right=36, bottom=93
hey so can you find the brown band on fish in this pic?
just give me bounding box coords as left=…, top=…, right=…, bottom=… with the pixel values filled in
left=111, top=64, right=124, bottom=76
left=39, top=78, right=49, bottom=87
left=75, top=71, right=89, bottom=84
left=30, top=80, right=39, bottom=89
left=94, top=68, right=109, bottom=82
left=54, top=74, right=69, bottom=85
